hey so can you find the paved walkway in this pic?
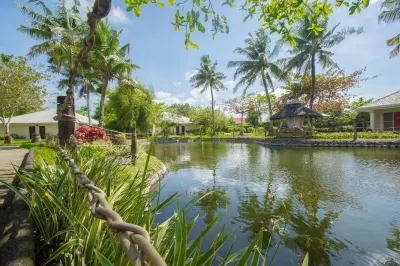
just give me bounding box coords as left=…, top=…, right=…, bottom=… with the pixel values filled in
left=0, top=147, right=27, bottom=206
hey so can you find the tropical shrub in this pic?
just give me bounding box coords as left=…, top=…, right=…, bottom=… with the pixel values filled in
left=76, top=125, right=109, bottom=143
left=312, top=132, right=400, bottom=139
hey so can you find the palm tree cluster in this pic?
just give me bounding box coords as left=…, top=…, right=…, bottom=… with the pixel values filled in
left=17, top=0, right=137, bottom=127
left=190, top=16, right=362, bottom=135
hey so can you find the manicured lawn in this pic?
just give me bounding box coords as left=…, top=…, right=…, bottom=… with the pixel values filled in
left=0, top=139, right=31, bottom=146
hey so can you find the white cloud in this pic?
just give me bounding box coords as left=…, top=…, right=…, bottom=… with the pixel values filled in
left=108, top=5, right=129, bottom=24
left=155, top=91, right=196, bottom=105
left=185, top=70, right=198, bottom=81
left=190, top=88, right=216, bottom=102
left=173, top=81, right=182, bottom=86
left=273, top=87, right=287, bottom=97
left=155, top=91, right=172, bottom=100
left=370, top=0, right=381, bottom=4
left=223, top=80, right=235, bottom=89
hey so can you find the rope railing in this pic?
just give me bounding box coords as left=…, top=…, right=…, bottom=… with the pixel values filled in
left=57, top=146, right=167, bottom=266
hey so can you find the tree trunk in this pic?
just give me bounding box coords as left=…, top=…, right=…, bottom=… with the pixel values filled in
left=99, top=76, right=108, bottom=128
left=87, top=83, right=91, bottom=126
left=353, top=120, right=358, bottom=142
left=261, top=71, right=274, bottom=135
left=3, top=120, right=11, bottom=144
left=308, top=52, right=317, bottom=131
left=131, top=127, right=137, bottom=165
left=310, top=52, right=316, bottom=110
left=240, top=112, right=244, bottom=136
left=211, top=88, right=215, bottom=136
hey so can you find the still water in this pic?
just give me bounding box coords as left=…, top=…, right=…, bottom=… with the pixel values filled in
left=152, top=142, right=400, bottom=265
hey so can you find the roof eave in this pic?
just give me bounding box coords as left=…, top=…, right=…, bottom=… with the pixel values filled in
left=356, top=103, right=400, bottom=112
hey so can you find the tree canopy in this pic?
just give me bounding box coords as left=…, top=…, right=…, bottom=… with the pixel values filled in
left=0, top=54, right=48, bottom=136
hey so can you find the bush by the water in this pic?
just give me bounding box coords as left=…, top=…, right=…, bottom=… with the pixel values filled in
left=312, top=132, right=400, bottom=139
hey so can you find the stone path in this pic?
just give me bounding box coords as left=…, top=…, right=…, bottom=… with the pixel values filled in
left=0, top=147, right=27, bottom=206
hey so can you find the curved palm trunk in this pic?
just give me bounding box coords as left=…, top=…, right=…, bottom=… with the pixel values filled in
left=211, top=88, right=215, bottom=136
left=87, top=83, right=91, bottom=126
left=261, top=71, right=274, bottom=135
left=99, top=75, right=108, bottom=128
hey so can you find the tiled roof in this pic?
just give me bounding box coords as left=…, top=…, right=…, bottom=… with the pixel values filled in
left=356, top=91, right=400, bottom=111
left=160, top=112, right=192, bottom=124
left=8, top=109, right=99, bottom=126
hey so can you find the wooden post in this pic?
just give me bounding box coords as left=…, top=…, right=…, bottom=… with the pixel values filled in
left=131, top=127, right=137, bottom=165
left=57, top=96, right=75, bottom=147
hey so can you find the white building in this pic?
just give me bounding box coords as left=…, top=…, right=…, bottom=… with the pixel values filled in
left=356, top=91, right=400, bottom=132
left=156, top=112, right=200, bottom=135
left=7, top=109, right=98, bottom=139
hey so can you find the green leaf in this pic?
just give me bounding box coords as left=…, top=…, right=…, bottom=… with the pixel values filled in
left=189, top=42, right=200, bottom=49
left=41, top=239, right=83, bottom=266
left=197, top=23, right=205, bottom=33
left=174, top=25, right=179, bottom=31
left=195, top=0, right=200, bottom=7
left=134, top=6, right=141, bottom=17
left=84, top=219, right=101, bottom=265
left=236, top=230, right=263, bottom=264
left=362, top=0, right=369, bottom=7
left=94, top=249, right=113, bottom=266
left=302, top=253, right=309, bottom=266
left=156, top=1, right=165, bottom=7
left=168, top=0, right=174, bottom=5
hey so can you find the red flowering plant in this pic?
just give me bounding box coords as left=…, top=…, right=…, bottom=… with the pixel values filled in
left=76, top=125, right=109, bottom=143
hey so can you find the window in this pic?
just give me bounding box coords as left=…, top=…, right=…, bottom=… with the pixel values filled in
left=383, top=112, right=400, bottom=131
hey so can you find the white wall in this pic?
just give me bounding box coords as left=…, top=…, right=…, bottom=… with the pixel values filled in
left=8, top=123, right=59, bottom=139
left=370, top=107, right=400, bottom=131
left=155, top=124, right=201, bottom=135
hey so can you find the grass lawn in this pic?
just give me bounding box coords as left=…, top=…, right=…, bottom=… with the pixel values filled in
left=0, top=139, right=31, bottom=146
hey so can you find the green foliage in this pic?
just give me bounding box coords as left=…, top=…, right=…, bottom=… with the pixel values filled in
left=166, top=103, right=192, bottom=117
left=312, top=132, right=400, bottom=139
left=0, top=54, right=48, bottom=135
left=76, top=106, right=88, bottom=116
left=122, top=0, right=369, bottom=49
left=379, top=0, right=400, bottom=58
left=189, top=106, right=228, bottom=134
left=190, top=55, right=226, bottom=135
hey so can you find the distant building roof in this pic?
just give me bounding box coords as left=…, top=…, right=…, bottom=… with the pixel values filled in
left=270, top=102, right=323, bottom=120
left=356, top=91, right=400, bottom=111
left=161, top=112, right=192, bottom=124
left=9, top=109, right=99, bottom=126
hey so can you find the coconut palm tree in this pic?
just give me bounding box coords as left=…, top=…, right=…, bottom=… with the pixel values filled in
left=17, top=0, right=87, bottom=96
left=90, top=20, right=138, bottom=127
left=190, top=55, right=226, bottom=136
left=228, top=29, right=283, bottom=135
left=379, top=0, right=400, bottom=58
left=284, top=17, right=363, bottom=109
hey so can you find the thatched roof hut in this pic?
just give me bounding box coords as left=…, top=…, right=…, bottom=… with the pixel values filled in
left=270, top=102, right=323, bottom=120
left=271, top=101, right=323, bottom=137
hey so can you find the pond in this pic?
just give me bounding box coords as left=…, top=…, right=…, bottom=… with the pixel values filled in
left=152, top=141, right=400, bottom=265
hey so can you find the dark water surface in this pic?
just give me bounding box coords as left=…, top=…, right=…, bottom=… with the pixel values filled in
left=152, top=142, right=400, bottom=265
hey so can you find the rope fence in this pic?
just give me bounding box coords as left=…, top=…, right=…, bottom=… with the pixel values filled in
left=57, top=146, right=167, bottom=266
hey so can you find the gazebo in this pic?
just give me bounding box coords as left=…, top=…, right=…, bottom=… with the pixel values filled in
left=270, top=100, right=323, bottom=137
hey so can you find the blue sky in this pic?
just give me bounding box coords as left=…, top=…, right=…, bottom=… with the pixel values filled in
left=1, top=0, right=399, bottom=110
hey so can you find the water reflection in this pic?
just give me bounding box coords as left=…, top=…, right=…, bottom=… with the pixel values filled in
left=153, top=142, right=400, bottom=265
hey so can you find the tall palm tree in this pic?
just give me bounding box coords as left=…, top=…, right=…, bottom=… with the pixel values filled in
left=17, top=0, right=87, bottom=97
left=91, top=20, right=138, bottom=127
left=284, top=17, right=362, bottom=109
left=190, top=55, right=226, bottom=136
left=228, top=29, right=283, bottom=135
left=379, top=0, right=400, bottom=58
